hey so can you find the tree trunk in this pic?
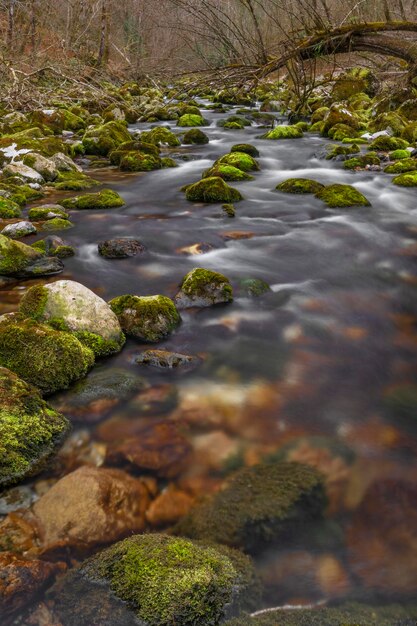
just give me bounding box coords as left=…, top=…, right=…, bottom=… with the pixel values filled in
left=97, top=0, right=110, bottom=67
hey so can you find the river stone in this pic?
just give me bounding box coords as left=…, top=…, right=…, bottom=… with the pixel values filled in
left=22, top=153, right=59, bottom=181
left=28, top=204, right=69, bottom=221
left=2, top=162, right=45, bottom=184
left=1, top=221, right=37, bottom=239
left=176, top=462, right=327, bottom=553
left=109, top=294, right=181, bottom=342
left=0, top=233, right=42, bottom=276
left=98, top=238, right=146, bottom=259
left=50, top=152, right=82, bottom=172
left=174, top=268, right=233, bottom=308
left=19, top=280, right=125, bottom=357
left=135, top=349, right=201, bottom=370
left=17, top=256, right=64, bottom=278
left=0, top=367, right=70, bottom=488
left=51, top=534, right=260, bottom=626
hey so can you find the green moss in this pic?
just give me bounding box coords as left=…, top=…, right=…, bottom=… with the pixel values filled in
left=53, top=245, right=75, bottom=258
left=62, top=189, right=125, bottom=210
left=326, top=143, right=360, bottom=159
left=161, top=157, right=177, bottom=168
left=8, top=184, right=44, bottom=206
left=0, top=367, right=70, bottom=487
left=261, top=125, right=303, bottom=140
left=310, top=106, right=330, bottom=124
left=344, top=154, right=380, bottom=169
left=0, top=318, right=94, bottom=395
left=82, top=121, right=131, bottom=156
left=73, top=330, right=126, bottom=358
left=184, top=177, right=243, bottom=203
left=217, top=152, right=259, bottom=172
left=28, top=206, right=69, bottom=221
left=309, top=121, right=324, bottom=132
left=0, top=233, right=42, bottom=275
left=30, top=109, right=85, bottom=133
left=369, top=136, right=409, bottom=151
left=230, top=144, right=259, bottom=157
left=203, top=165, right=253, bottom=181
left=342, top=136, right=368, bottom=144
left=328, top=123, right=359, bottom=141
left=109, top=294, right=181, bottom=342
left=276, top=178, right=324, bottom=194
left=0, top=197, right=21, bottom=218
left=31, top=240, right=47, bottom=253
left=119, top=151, right=162, bottom=171
left=53, top=171, right=99, bottom=190
left=140, top=127, right=181, bottom=147
left=240, top=278, right=271, bottom=297
left=390, top=149, right=410, bottom=160
left=182, top=129, right=209, bottom=145
left=177, top=114, right=207, bottom=127
left=176, top=462, right=326, bottom=553
left=369, top=111, right=407, bottom=136
left=316, top=184, right=371, bottom=207
left=19, top=284, right=48, bottom=320
left=384, top=158, right=417, bottom=173
left=322, top=105, right=360, bottom=136
left=218, top=116, right=251, bottom=129
left=393, top=171, right=417, bottom=186
left=41, top=218, right=74, bottom=231
left=402, top=121, right=417, bottom=143
left=177, top=268, right=233, bottom=306
left=222, top=203, right=236, bottom=217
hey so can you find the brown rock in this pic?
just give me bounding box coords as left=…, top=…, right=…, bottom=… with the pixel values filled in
left=347, top=479, right=417, bottom=595
left=104, top=419, right=192, bottom=478
left=0, top=552, right=64, bottom=624
left=130, top=383, right=179, bottom=415
left=32, top=466, right=151, bottom=550
left=146, top=485, right=194, bottom=528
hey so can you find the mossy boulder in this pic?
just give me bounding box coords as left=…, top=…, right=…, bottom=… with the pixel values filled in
left=369, top=135, right=409, bottom=151
left=53, top=171, right=99, bottom=191
left=28, top=205, right=69, bottom=221
left=384, top=158, right=417, bottom=174
left=1, top=221, right=36, bottom=239
left=230, top=143, right=259, bottom=157
left=182, top=128, right=209, bottom=144
left=2, top=162, right=44, bottom=185
left=218, top=116, right=251, bottom=129
left=62, top=189, right=125, bottom=210
left=109, top=294, right=181, bottom=342
left=30, top=108, right=85, bottom=133
left=328, top=123, right=359, bottom=141
left=177, top=114, right=207, bottom=127
left=22, top=153, right=58, bottom=181
left=19, top=280, right=125, bottom=358
left=52, top=534, right=260, bottom=626
left=119, top=151, right=162, bottom=172
left=203, top=165, right=253, bottom=182
left=82, top=121, right=131, bottom=156
left=369, top=111, right=407, bottom=136
left=344, top=154, right=381, bottom=169
left=184, top=177, right=243, bottom=203
left=322, top=104, right=360, bottom=136
left=41, top=217, right=74, bottom=231
left=0, top=197, right=21, bottom=219
left=393, top=171, right=417, bottom=186
left=109, top=141, right=160, bottom=165
left=176, top=462, right=326, bottom=553
left=390, top=149, right=410, bottom=160
left=402, top=121, right=417, bottom=143
left=326, top=143, right=360, bottom=159
left=332, top=67, right=379, bottom=100
left=216, top=152, right=259, bottom=172
left=174, top=268, right=233, bottom=308
left=316, top=184, right=371, bottom=208
left=140, top=127, right=181, bottom=147
left=261, top=125, right=303, bottom=140
left=0, top=233, right=42, bottom=276
left=0, top=367, right=70, bottom=488
left=0, top=317, right=94, bottom=395
left=276, top=178, right=324, bottom=194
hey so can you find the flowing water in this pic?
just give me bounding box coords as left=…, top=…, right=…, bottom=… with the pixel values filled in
left=1, top=102, right=417, bottom=613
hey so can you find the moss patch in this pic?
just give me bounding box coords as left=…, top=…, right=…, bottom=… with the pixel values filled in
left=0, top=198, right=21, bottom=219
left=369, top=136, right=409, bottom=151
left=177, top=114, right=207, bottom=127
left=230, top=143, right=259, bottom=157
left=203, top=165, right=253, bottom=182
left=41, top=218, right=74, bottom=231
left=182, top=129, right=209, bottom=144
left=316, top=184, right=371, bottom=207
left=393, top=171, right=417, bottom=186
left=276, top=178, right=324, bottom=194
left=119, top=151, right=162, bottom=171
left=109, top=294, right=181, bottom=342
left=184, top=177, right=243, bottom=203
left=384, top=158, right=417, bottom=174
left=53, top=172, right=99, bottom=191
left=216, top=152, right=259, bottom=172
left=261, top=125, right=303, bottom=140
left=0, top=233, right=42, bottom=275
left=140, top=127, right=181, bottom=147
left=62, top=189, right=125, bottom=210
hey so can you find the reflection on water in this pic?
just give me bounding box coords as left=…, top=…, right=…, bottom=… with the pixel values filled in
left=1, top=101, right=417, bottom=618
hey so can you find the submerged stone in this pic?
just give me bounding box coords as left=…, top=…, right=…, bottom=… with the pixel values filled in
left=240, top=277, right=271, bottom=297
left=316, top=184, right=371, bottom=208
left=62, top=189, right=125, bottom=210
left=109, top=294, right=181, bottom=342
left=184, top=177, right=243, bottom=203
left=52, top=534, right=260, bottom=626
left=135, top=349, right=201, bottom=369
left=174, top=267, right=233, bottom=308
left=276, top=178, right=324, bottom=194
left=0, top=367, right=70, bottom=488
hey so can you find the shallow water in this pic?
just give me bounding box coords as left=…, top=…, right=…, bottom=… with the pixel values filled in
left=1, top=102, right=417, bottom=615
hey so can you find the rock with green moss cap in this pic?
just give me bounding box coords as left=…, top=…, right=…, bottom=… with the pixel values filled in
left=316, top=184, right=370, bottom=208
left=22, top=153, right=58, bottom=182
left=216, top=152, right=260, bottom=172
left=384, top=158, right=417, bottom=174
left=19, top=280, right=125, bottom=358
left=82, top=120, right=131, bottom=156
left=52, top=533, right=260, bottom=626
left=0, top=233, right=43, bottom=276
left=109, top=141, right=160, bottom=165
left=119, top=151, right=162, bottom=172
left=393, top=171, right=417, bottom=186
left=53, top=171, right=99, bottom=191
left=223, top=203, right=236, bottom=217
left=41, top=217, right=74, bottom=231
left=231, top=143, right=260, bottom=157
left=109, top=294, right=181, bottom=342
left=50, top=152, right=82, bottom=173
left=30, top=108, right=85, bottom=133
left=261, top=125, right=303, bottom=140
left=182, top=128, right=209, bottom=144
left=3, top=162, right=45, bottom=185
left=321, top=104, right=360, bottom=136
left=28, top=205, right=69, bottom=221
left=390, top=149, right=410, bottom=160
left=174, top=268, right=233, bottom=308
left=240, top=278, right=271, bottom=297
left=184, top=177, right=243, bottom=203
left=224, top=602, right=417, bottom=626
left=344, top=154, right=381, bottom=169
left=0, top=197, right=22, bottom=219
left=140, top=127, right=181, bottom=147
left=62, top=189, right=125, bottom=210
left=0, top=317, right=94, bottom=394
left=276, top=178, right=324, bottom=194
left=177, top=114, right=207, bottom=127
left=0, top=367, right=70, bottom=488
left=325, top=143, right=360, bottom=160
left=203, top=165, right=253, bottom=182
left=176, top=462, right=326, bottom=553
left=1, top=221, right=37, bottom=239
left=369, top=135, right=409, bottom=151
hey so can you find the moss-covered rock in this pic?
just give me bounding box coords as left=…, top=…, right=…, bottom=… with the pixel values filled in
left=119, top=151, right=162, bottom=171
left=177, top=114, right=207, bottom=127
left=184, top=177, right=243, bottom=203
left=52, top=534, right=260, bottom=626
left=140, top=127, right=181, bottom=147
left=109, top=294, right=181, bottom=342
left=261, top=125, right=303, bottom=140
left=28, top=205, right=69, bottom=221
left=230, top=144, right=259, bottom=157
left=322, top=104, right=360, bottom=136
left=53, top=171, right=99, bottom=191
left=0, top=197, right=21, bottom=219
left=344, top=154, right=381, bottom=169
left=328, top=123, right=359, bottom=141
left=3, top=162, right=44, bottom=185
left=0, top=367, right=70, bottom=488
left=62, top=189, right=125, bottom=210
left=402, top=121, right=417, bottom=143
left=203, top=165, right=253, bottom=182
left=390, top=149, right=410, bottom=160
left=332, top=67, right=379, bottom=100
left=82, top=121, right=131, bottom=156
left=392, top=171, right=417, bottom=186
left=240, top=278, right=271, bottom=297
left=20, top=280, right=125, bottom=358
left=30, top=108, right=85, bottom=133
left=176, top=462, right=326, bottom=553
left=182, top=128, right=209, bottom=144
left=216, top=152, right=259, bottom=172
left=22, top=153, right=58, bottom=182
left=384, top=158, right=417, bottom=174
left=0, top=317, right=94, bottom=394
left=174, top=268, right=233, bottom=308
left=368, top=135, right=409, bottom=151
left=0, top=233, right=42, bottom=276
left=222, top=203, right=236, bottom=217
left=369, top=111, right=407, bottom=136
left=276, top=178, right=324, bottom=194
left=41, top=218, right=74, bottom=231
left=1, top=221, right=36, bottom=239
left=161, top=157, right=178, bottom=168
left=326, top=144, right=360, bottom=159
left=316, top=184, right=371, bottom=208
